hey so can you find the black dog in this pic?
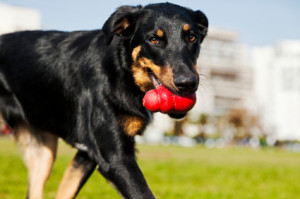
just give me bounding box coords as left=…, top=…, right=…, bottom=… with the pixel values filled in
left=0, top=3, right=208, bottom=199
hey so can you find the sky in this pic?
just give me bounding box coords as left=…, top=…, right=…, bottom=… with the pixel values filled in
left=1, top=0, right=300, bottom=47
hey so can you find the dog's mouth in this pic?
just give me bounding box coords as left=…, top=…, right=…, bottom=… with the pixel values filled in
left=148, top=69, right=162, bottom=89
left=144, top=68, right=196, bottom=119
left=147, top=68, right=176, bottom=94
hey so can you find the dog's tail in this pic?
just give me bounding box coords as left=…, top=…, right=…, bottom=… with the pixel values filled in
left=0, top=64, right=28, bottom=127
left=0, top=72, right=27, bottom=128
left=0, top=37, right=27, bottom=128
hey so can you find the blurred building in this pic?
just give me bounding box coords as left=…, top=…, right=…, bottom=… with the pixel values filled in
left=252, top=40, right=300, bottom=140
left=0, top=2, right=41, bottom=35
left=194, top=27, right=253, bottom=117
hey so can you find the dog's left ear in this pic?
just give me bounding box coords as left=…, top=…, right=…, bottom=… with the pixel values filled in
left=103, top=5, right=142, bottom=45
left=191, top=10, right=209, bottom=43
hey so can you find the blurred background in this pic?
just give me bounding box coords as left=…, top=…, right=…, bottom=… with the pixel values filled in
left=1, top=0, right=300, bottom=150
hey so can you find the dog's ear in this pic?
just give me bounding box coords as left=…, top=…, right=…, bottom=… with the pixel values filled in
left=102, top=5, right=142, bottom=45
left=191, top=10, right=209, bottom=43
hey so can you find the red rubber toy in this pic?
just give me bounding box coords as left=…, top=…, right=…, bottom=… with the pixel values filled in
left=143, top=85, right=196, bottom=114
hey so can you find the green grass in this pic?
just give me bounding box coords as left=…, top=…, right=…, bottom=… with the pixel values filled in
left=1, top=137, right=300, bottom=199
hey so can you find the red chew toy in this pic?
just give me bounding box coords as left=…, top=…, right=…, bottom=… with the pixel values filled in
left=143, top=85, right=196, bottom=114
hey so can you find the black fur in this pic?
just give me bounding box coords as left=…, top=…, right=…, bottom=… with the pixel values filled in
left=0, top=3, right=208, bottom=198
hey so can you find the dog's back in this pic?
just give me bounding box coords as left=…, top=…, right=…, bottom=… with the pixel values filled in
left=0, top=31, right=106, bottom=138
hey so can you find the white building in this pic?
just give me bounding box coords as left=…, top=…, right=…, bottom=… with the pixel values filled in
left=0, top=2, right=41, bottom=35
left=252, top=40, right=300, bottom=140
left=195, top=27, right=253, bottom=117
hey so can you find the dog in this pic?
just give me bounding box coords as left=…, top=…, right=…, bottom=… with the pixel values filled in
left=0, top=3, right=208, bottom=199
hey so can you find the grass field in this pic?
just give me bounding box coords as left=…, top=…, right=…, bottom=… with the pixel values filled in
left=1, top=137, right=300, bottom=199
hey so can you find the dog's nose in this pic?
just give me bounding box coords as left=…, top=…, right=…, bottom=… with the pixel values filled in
left=174, top=75, right=198, bottom=94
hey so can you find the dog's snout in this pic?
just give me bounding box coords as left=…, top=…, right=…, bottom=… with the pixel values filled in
left=174, top=75, right=198, bottom=94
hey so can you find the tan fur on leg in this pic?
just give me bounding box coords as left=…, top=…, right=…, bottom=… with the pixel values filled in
left=15, top=126, right=58, bottom=199
left=56, top=151, right=96, bottom=199
left=55, top=158, right=87, bottom=199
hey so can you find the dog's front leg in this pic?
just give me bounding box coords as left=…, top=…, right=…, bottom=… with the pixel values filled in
left=96, top=136, right=156, bottom=199
left=56, top=150, right=97, bottom=199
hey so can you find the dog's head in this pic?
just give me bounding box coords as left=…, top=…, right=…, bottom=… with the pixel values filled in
left=103, top=3, right=208, bottom=118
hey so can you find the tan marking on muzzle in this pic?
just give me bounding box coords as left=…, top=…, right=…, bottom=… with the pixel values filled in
left=131, top=46, right=163, bottom=92
left=132, top=46, right=141, bottom=62
left=161, top=66, right=178, bottom=92
left=131, top=46, right=191, bottom=93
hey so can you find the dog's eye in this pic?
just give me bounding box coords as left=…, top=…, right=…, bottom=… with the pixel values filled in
left=189, top=34, right=197, bottom=43
left=149, top=37, right=159, bottom=45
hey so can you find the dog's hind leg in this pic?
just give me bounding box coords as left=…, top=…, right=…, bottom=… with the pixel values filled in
left=14, top=126, right=58, bottom=199
left=56, top=151, right=97, bottom=199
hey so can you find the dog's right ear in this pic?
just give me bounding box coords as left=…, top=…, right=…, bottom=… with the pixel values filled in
left=102, top=5, right=143, bottom=45
left=191, top=10, right=209, bottom=43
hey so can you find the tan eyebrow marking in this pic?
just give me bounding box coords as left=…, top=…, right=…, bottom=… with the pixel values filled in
left=156, top=29, right=164, bottom=38
left=183, top=24, right=190, bottom=32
